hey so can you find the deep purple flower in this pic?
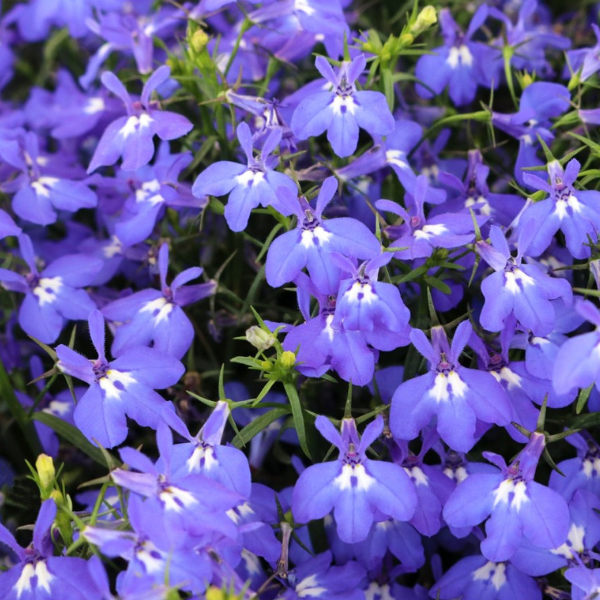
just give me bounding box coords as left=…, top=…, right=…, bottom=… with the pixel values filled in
left=192, top=122, right=296, bottom=232
left=390, top=321, right=513, bottom=452
left=88, top=66, right=193, bottom=173
left=291, top=54, right=394, bottom=157
left=292, top=415, right=416, bottom=543
left=56, top=310, right=184, bottom=447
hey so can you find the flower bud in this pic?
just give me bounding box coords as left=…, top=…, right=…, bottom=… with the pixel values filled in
left=36, top=454, right=55, bottom=497
left=280, top=351, right=296, bottom=369
left=410, top=6, right=437, bottom=36
left=246, top=326, right=275, bottom=351
left=191, top=30, right=209, bottom=53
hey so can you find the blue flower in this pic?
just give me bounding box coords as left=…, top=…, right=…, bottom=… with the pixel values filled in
left=292, top=415, right=416, bottom=544
left=56, top=310, right=184, bottom=447
left=291, top=54, right=394, bottom=157
left=192, top=122, right=296, bottom=232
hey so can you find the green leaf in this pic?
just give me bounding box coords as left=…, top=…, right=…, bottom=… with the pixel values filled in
left=569, top=132, right=600, bottom=158
left=231, top=406, right=292, bottom=448
left=424, top=275, right=451, bottom=295
left=32, top=412, right=119, bottom=468
left=576, top=383, right=594, bottom=414
left=382, top=68, right=394, bottom=111
left=563, top=411, right=600, bottom=430
left=283, top=381, right=311, bottom=459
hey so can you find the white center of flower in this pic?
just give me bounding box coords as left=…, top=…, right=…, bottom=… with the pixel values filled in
left=447, top=45, right=474, bottom=69
left=555, top=194, right=583, bottom=220
left=31, top=176, right=59, bottom=198
left=582, top=457, right=600, bottom=478
left=83, top=97, right=106, bottom=114
left=504, top=269, right=535, bottom=294
left=334, top=463, right=375, bottom=491
left=236, top=170, right=265, bottom=187
left=404, top=465, right=429, bottom=486
left=386, top=150, right=408, bottom=169
left=14, top=561, right=55, bottom=598
left=331, top=94, right=356, bottom=116
left=294, top=0, right=316, bottom=15
left=300, top=226, right=332, bottom=248
left=551, top=523, right=585, bottom=558
left=186, top=445, right=218, bottom=472
left=141, top=296, right=174, bottom=324
left=493, top=479, right=529, bottom=511
left=489, top=366, right=522, bottom=390
left=414, top=224, right=448, bottom=240
left=429, top=371, right=468, bottom=402
left=296, top=574, right=327, bottom=598
left=98, top=369, right=137, bottom=400
left=345, top=281, right=377, bottom=304
left=472, top=561, right=507, bottom=591
left=159, top=485, right=198, bottom=513
left=33, top=276, right=63, bottom=306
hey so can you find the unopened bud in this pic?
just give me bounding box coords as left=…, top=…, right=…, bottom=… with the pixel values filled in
left=191, top=29, right=209, bottom=53
left=206, top=587, right=226, bottom=600
left=246, top=326, right=276, bottom=351
left=280, top=351, right=296, bottom=369
left=36, top=454, right=55, bottom=496
left=410, top=6, right=437, bottom=36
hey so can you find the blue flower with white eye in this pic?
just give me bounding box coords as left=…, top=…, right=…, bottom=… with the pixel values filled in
left=192, top=122, right=296, bottom=232
left=291, top=54, right=394, bottom=157
left=390, top=321, right=513, bottom=452
left=292, top=415, right=416, bottom=544
left=444, top=433, right=570, bottom=562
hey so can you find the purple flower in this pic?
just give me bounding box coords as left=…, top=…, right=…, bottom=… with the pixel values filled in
left=282, top=273, right=377, bottom=385
left=444, top=433, right=570, bottom=561
left=566, top=24, right=600, bottom=83
left=161, top=401, right=252, bottom=497
left=56, top=310, right=184, bottom=447
left=565, top=566, right=600, bottom=600
left=8, top=132, right=97, bottom=226
left=292, top=415, right=416, bottom=544
left=265, top=176, right=381, bottom=293
left=192, top=122, right=296, bottom=232
left=0, top=234, right=100, bottom=343
left=431, top=554, right=541, bottom=600
left=102, top=243, right=215, bottom=359
left=519, top=159, right=600, bottom=259
left=390, top=321, right=513, bottom=452
left=477, top=226, right=572, bottom=336
left=290, top=54, right=395, bottom=157
left=330, top=253, right=411, bottom=351
left=376, top=175, right=479, bottom=261
left=0, top=499, right=97, bottom=600
left=87, top=66, right=193, bottom=173
left=415, top=7, right=500, bottom=106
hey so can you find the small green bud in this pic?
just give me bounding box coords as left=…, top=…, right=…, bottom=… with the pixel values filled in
left=410, top=6, right=437, bottom=36
left=36, top=454, right=55, bottom=498
left=191, top=29, right=209, bottom=53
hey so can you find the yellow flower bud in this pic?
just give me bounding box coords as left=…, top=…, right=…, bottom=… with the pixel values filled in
left=206, top=587, right=226, bottom=600
left=191, top=30, right=209, bottom=53
left=410, top=6, right=437, bottom=36
left=280, top=351, right=296, bottom=369
left=36, top=454, right=55, bottom=494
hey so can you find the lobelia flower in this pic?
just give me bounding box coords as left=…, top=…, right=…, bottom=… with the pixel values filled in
left=376, top=175, right=480, bottom=261
left=443, top=433, right=570, bottom=562
left=112, top=144, right=205, bottom=247
left=565, top=566, right=600, bottom=600
left=0, top=234, right=100, bottom=344
left=436, top=149, right=524, bottom=227
left=477, top=226, right=572, bottom=337
left=102, top=243, right=216, bottom=359
left=275, top=551, right=366, bottom=600
left=192, top=122, right=297, bottom=232
left=566, top=24, right=600, bottom=83
left=519, top=159, right=600, bottom=259
left=5, top=131, right=97, bottom=226
left=511, top=489, right=600, bottom=577
left=549, top=432, right=600, bottom=502
left=292, top=415, right=417, bottom=544
left=110, top=421, right=241, bottom=539
left=282, top=273, right=377, bottom=385
left=329, top=253, right=411, bottom=351
left=290, top=54, right=395, bottom=158
left=160, top=401, right=251, bottom=497
left=430, top=554, right=541, bottom=600
left=0, top=208, right=21, bottom=239
left=0, top=499, right=97, bottom=600
left=390, top=321, right=513, bottom=452
left=84, top=494, right=213, bottom=595
left=56, top=310, right=184, bottom=448
left=491, top=82, right=570, bottom=185
left=87, top=66, right=193, bottom=173
left=265, top=176, right=381, bottom=293
left=415, top=6, right=500, bottom=106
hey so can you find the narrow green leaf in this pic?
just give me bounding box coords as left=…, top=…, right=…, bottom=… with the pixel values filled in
left=32, top=412, right=118, bottom=468
left=283, top=381, right=311, bottom=459
left=576, top=383, right=594, bottom=414
left=231, top=406, right=291, bottom=448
